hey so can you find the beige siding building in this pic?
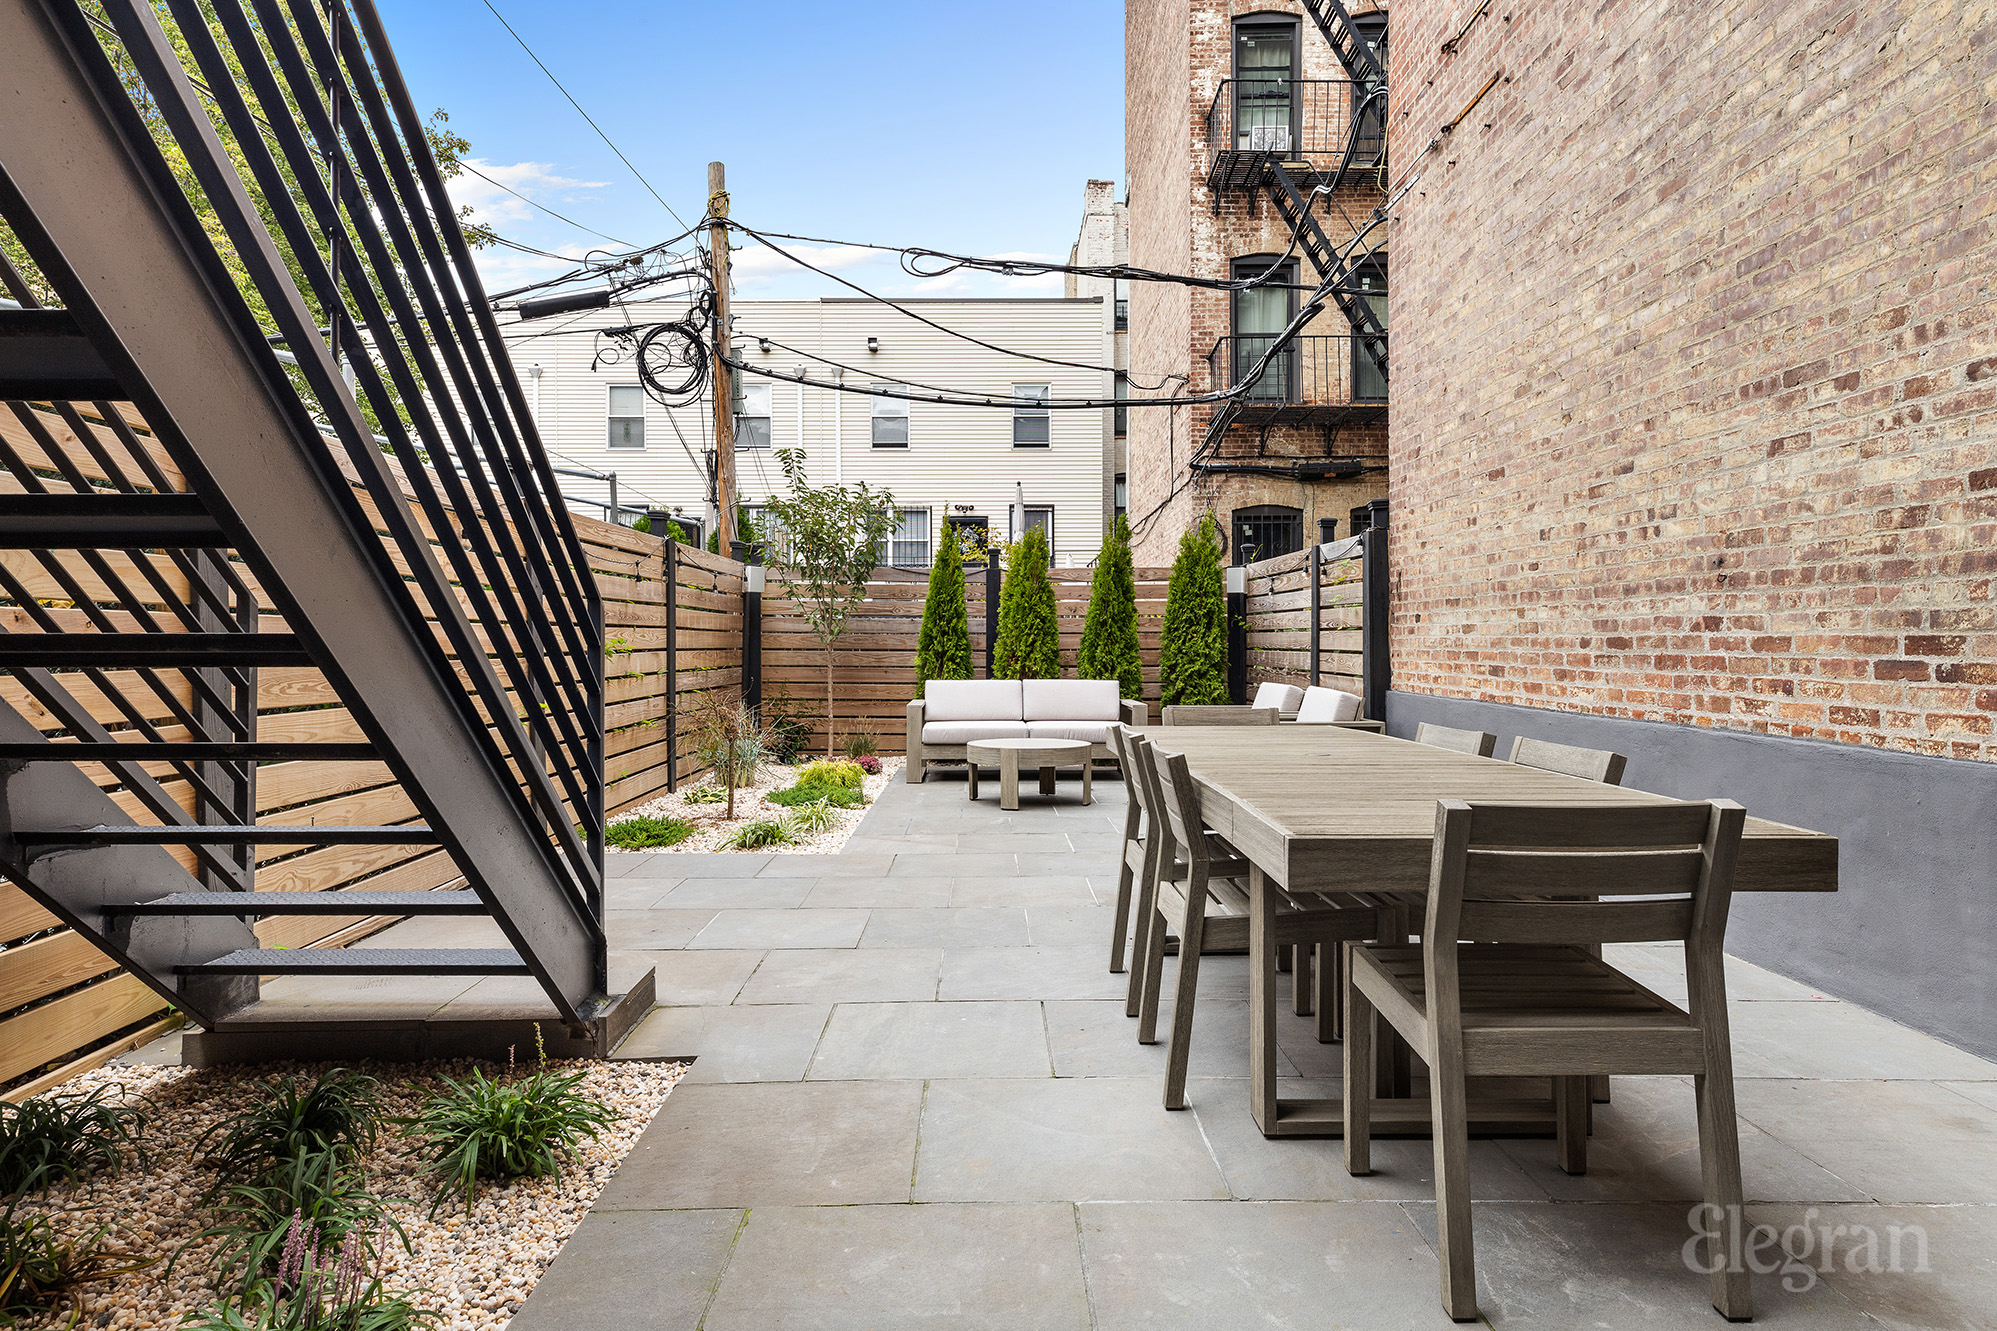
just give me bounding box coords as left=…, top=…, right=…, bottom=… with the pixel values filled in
left=504, top=297, right=1109, bottom=567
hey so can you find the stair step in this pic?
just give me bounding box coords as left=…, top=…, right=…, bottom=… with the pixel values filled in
left=0, top=308, right=125, bottom=400
left=0, top=741, right=376, bottom=762
left=108, top=889, right=484, bottom=917
left=15, top=824, right=435, bottom=846
left=177, top=947, right=528, bottom=976
left=0, top=633, right=313, bottom=668
left=0, top=493, right=224, bottom=548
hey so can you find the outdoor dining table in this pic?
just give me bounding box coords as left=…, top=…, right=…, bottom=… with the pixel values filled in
left=1141, top=724, right=1840, bottom=1138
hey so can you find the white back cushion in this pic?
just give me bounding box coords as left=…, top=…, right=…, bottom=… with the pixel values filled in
left=1023, top=678, right=1122, bottom=721
left=924, top=679, right=1023, bottom=722
left=1251, top=682, right=1305, bottom=714
left=1296, top=686, right=1362, bottom=723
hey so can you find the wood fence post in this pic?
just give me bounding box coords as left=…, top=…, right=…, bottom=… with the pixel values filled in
left=664, top=536, right=678, bottom=793
left=1227, top=559, right=1248, bottom=704
left=984, top=556, right=1001, bottom=678
left=1361, top=500, right=1390, bottom=723
left=742, top=546, right=762, bottom=722
left=1308, top=542, right=1322, bottom=687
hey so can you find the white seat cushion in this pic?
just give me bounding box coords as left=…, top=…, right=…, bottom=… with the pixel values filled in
left=924, top=679, right=1023, bottom=722
left=1296, top=686, right=1363, bottom=723
left=1023, top=678, right=1121, bottom=722
left=1252, top=682, right=1305, bottom=714
left=922, top=720, right=1031, bottom=744
left=1026, top=720, right=1111, bottom=743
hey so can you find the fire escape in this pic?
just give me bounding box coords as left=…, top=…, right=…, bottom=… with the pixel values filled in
left=1200, top=0, right=1389, bottom=476
left=0, top=0, right=619, bottom=1044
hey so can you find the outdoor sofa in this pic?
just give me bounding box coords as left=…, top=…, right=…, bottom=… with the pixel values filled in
left=907, top=679, right=1148, bottom=783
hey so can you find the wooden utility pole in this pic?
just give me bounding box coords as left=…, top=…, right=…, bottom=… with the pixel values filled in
left=708, top=161, right=738, bottom=551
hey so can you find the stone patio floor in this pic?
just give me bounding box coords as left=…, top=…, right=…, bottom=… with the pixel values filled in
left=162, top=769, right=1997, bottom=1328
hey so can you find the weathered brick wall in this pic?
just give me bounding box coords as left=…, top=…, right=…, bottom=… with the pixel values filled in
left=1388, top=0, right=1997, bottom=760
left=1126, top=0, right=1391, bottom=564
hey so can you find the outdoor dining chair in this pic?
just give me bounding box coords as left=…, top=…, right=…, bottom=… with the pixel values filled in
left=1104, top=723, right=1149, bottom=977
left=1414, top=722, right=1497, bottom=756
left=1161, top=705, right=1279, bottom=725
left=1342, top=798, right=1752, bottom=1321
left=1507, top=735, right=1628, bottom=785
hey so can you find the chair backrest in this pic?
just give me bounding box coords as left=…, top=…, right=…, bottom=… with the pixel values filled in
left=1415, top=722, right=1497, bottom=757
left=1424, top=799, right=1746, bottom=954
left=1251, top=682, right=1305, bottom=714
left=1507, top=735, right=1628, bottom=785
left=1151, top=745, right=1212, bottom=868
left=1107, top=724, right=1146, bottom=828
left=1126, top=734, right=1187, bottom=865
left=1161, top=705, right=1279, bottom=726
left=1295, top=686, right=1362, bottom=724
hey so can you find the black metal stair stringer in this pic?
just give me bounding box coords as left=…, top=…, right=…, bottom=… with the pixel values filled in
left=1264, top=162, right=1389, bottom=382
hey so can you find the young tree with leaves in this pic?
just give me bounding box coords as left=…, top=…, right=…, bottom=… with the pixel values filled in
left=993, top=526, right=1060, bottom=679
left=913, top=526, right=971, bottom=698
left=1158, top=517, right=1229, bottom=706
left=1078, top=515, right=1142, bottom=698
left=759, top=449, right=900, bottom=757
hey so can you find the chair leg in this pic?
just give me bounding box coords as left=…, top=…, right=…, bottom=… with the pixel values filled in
left=1591, top=1073, right=1612, bottom=1104
left=1555, top=1076, right=1590, bottom=1175
left=1695, top=1069, right=1753, bottom=1320
left=1315, top=942, right=1337, bottom=1042
left=1342, top=956, right=1375, bottom=1176
left=1136, top=899, right=1169, bottom=1045
left=1124, top=858, right=1162, bottom=1018
left=1108, top=856, right=1134, bottom=975
left=1162, top=873, right=1209, bottom=1110
left=1292, top=936, right=1314, bottom=1016
left=1429, top=1041, right=1479, bottom=1321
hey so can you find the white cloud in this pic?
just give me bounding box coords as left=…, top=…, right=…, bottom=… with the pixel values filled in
left=446, top=158, right=610, bottom=229
left=730, top=241, right=883, bottom=286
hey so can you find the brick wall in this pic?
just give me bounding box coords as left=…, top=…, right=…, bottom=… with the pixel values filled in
left=1125, top=0, right=1392, bottom=565
left=1388, top=0, right=1997, bottom=761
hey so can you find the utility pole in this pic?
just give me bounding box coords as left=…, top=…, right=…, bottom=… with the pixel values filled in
left=708, top=161, right=738, bottom=552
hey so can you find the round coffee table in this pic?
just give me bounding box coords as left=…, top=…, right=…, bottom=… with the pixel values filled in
left=964, top=738, right=1093, bottom=811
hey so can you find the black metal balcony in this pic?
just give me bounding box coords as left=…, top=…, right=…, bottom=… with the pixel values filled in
left=1207, top=334, right=1388, bottom=427
left=1205, top=78, right=1387, bottom=194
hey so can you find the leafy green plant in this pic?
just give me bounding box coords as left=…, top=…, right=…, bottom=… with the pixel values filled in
left=795, top=759, right=864, bottom=790
left=766, top=783, right=863, bottom=809
left=720, top=817, right=797, bottom=850
left=840, top=730, right=879, bottom=759
left=199, top=1069, right=381, bottom=1185
left=196, top=1148, right=408, bottom=1292
left=182, top=1214, right=435, bottom=1331
left=0, top=1083, right=148, bottom=1197
left=681, top=785, right=725, bottom=805
left=758, top=448, right=901, bottom=757
left=0, top=1204, right=156, bottom=1327
left=1078, top=514, right=1143, bottom=699
left=1158, top=517, right=1229, bottom=707
left=602, top=814, right=694, bottom=850
left=784, top=799, right=838, bottom=836
left=993, top=526, right=1060, bottom=678
left=912, top=526, right=971, bottom=699
left=406, top=1052, right=615, bottom=1213
left=688, top=688, right=776, bottom=819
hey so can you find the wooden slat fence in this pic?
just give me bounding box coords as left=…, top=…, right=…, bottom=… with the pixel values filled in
left=1242, top=539, right=1367, bottom=695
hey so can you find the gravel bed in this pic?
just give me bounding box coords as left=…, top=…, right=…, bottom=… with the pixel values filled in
left=610, top=757, right=899, bottom=855
left=12, top=1056, right=684, bottom=1330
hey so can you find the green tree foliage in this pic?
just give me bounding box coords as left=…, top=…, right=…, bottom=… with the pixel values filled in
left=705, top=504, right=758, bottom=554
left=1158, top=517, right=1229, bottom=706
left=1078, top=515, right=1142, bottom=698
left=993, top=527, right=1060, bottom=679
left=758, top=449, right=900, bottom=757
left=913, top=527, right=972, bottom=699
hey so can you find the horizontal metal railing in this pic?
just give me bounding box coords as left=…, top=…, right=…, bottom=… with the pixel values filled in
left=1205, top=78, right=1387, bottom=189
left=1207, top=333, right=1388, bottom=409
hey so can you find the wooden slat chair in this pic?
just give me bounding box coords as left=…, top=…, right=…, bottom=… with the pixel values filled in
left=1508, top=735, right=1628, bottom=785
left=1161, top=705, right=1280, bottom=726
left=1138, top=737, right=1398, bottom=1110
left=1104, top=724, right=1149, bottom=976
left=1343, top=798, right=1751, bottom=1322
left=1415, top=722, right=1497, bottom=757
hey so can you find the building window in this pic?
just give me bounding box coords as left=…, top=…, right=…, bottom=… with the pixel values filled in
left=1113, top=277, right=1129, bottom=330
left=607, top=385, right=644, bottom=449
left=1351, top=256, right=1388, bottom=402
left=1231, top=256, right=1298, bottom=401
left=1012, top=384, right=1050, bottom=446
left=1011, top=504, right=1054, bottom=547
left=1113, top=372, right=1129, bottom=438
left=871, top=392, right=908, bottom=447
left=1232, top=504, right=1304, bottom=564
left=1114, top=474, right=1127, bottom=520
left=1234, top=18, right=1299, bottom=153
left=879, top=507, right=931, bottom=566
left=734, top=381, right=772, bottom=450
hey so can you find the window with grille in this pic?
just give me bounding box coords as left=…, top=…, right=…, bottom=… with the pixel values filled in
left=879, top=507, right=931, bottom=566
left=1113, top=372, right=1129, bottom=438
left=1113, top=278, right=1128, bottom=330
left=1232, top=504, right=1304, bottom=563
left=1012, top=384, right=1050, bottom=446
left=607, top=385, right=644, bottom=449
left=1114, top=474, right=1127, bottom=519
left=734, top=381, right=772, bottom=449
left=871, top=392, right=908, bottom=447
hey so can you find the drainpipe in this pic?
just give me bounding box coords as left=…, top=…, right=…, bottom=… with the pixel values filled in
left=528, top=363, right=543, bottom=426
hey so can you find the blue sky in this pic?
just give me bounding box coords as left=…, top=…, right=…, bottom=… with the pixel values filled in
left=375, top=0, right=1125, bottom=301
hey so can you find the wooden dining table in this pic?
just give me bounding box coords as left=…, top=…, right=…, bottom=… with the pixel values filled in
left=1142, top=724, right=1839, bottom=1138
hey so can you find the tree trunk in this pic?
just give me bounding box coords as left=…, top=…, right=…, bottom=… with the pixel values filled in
left=825, top=639, right=836, bottom=759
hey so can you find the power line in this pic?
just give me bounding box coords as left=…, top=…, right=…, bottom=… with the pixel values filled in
left=457, top=160, right=635, bottom=247
left=478, top=0, right=692, bottom=231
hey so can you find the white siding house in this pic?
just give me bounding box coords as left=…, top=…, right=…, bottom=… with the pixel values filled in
left=502, top=296, right=1110, bottom=567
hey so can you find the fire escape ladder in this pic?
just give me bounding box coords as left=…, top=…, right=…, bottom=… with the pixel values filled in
left=1263, top=162, right=1390, bottom=384
left=1300, top=0, right=1383, bottom=85
left=0, top=0, right=608, bottom=1029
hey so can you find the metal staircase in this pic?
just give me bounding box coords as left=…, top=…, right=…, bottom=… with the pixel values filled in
left=1300, top=0, right=1383, bottom=85
left=0, top=0, right=610, bottom=1034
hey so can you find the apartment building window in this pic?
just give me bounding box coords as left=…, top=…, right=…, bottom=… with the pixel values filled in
left=1113, top=372, right=1129, bottom=438
left=1113, top=277, right=1129, bottom=330
left=1351, top=256, right=1388, bottom=402
left=879, top=507, right=931, bottom=566
left=607, top=385, right=644, bottom=449
left=1011, top=504, right=1054, bottom=547
left=1114, top=475, right=1127, bottom=520
left=1231, top=255, right=1297, bottom=402
left=734, top=381, right=772, bottom=449
left=1233, top=505, right=1304, bottom=563
left=871, top=392, right=908, bottom=447
left=1352, top=15, right=1389, bottom=161
left=1012, top=384, right=1051, bottom=446
left=1234, top=18, right=1299, bottom=153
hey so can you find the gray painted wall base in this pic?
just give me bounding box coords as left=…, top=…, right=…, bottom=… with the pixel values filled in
left=1385, top=691, right=1997, bottom=1060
